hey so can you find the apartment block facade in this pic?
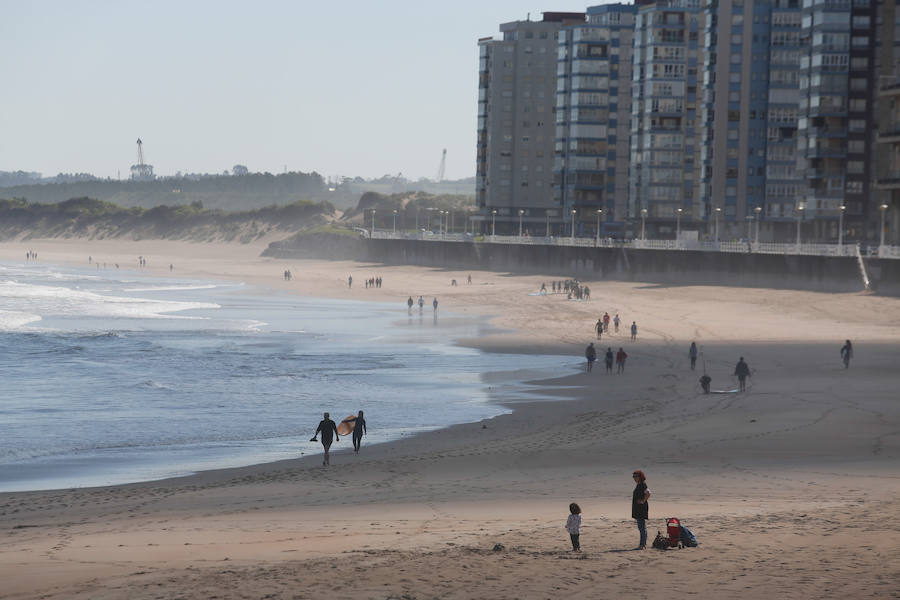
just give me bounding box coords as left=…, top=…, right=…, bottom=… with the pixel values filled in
left=555, top=3, right=638, bottom=236
left=477, top=0, right=898, bottom=243
left=476, top=13, right=585, bottom=234
left=629, top=0, right=702, bottom=237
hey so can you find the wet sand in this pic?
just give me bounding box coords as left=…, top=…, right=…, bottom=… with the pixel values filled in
left=1, top=238, right=899, bottom=599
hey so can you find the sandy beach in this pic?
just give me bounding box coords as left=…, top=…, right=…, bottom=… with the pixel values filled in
left=1, top=238, right=899, bottom=599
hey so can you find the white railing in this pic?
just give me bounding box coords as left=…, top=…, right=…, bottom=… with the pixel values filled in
left=365, top=230, right=900, bottom=259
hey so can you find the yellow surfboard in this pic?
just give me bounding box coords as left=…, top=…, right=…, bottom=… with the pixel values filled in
left=336, top=415, right=356, bottom=436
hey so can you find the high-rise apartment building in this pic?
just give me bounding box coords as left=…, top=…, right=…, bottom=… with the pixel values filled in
left=555, top=3, right=638, bottom=236
left=630, top=0, right=702, bottom=238
left=797, top=0, right=878, bottom=242
left=700, top=0, right=780, bottom=241
left=476, top=13, right=585, bottom=234
left=874, top=0, right=899, bottom=246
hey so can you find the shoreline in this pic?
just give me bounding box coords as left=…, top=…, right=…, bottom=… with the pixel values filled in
left=2, top=238, right=900, bottom=599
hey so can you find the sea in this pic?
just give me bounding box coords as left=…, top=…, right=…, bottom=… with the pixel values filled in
left=0, top=260, right=573, bottom=492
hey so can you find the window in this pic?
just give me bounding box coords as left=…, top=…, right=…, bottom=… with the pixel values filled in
left=849, top=99, right=867, bottom=112
left=847, top=161, right=864, bottom=174
left=848, top=140, right=865, bottom=153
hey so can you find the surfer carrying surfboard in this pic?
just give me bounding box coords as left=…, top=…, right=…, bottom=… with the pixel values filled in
left=350, top=410, right=366, bottom=454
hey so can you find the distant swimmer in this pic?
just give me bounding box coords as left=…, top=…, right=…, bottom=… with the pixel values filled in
left=630, top=321, right=638, bottom=341
left=350, top=410, right=366, bottom=454
left=689, top=342, right=698, bottom=370
left=605, top=347, right=614, bottom=373
left=312, top=412, right=339, bottom=466
left=585, top=342, right=597, bottom=372
left=840, top=340, right=853, bottom=369
left=734, top=357, right=750, bottom=392
left=616, top=347, right=628, bottom=374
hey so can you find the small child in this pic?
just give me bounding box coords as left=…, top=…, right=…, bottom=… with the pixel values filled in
left=565, top=502, right=582, bottom=551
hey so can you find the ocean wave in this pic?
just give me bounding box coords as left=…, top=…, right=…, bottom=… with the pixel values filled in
left=0, top=309, right=42, bottom=331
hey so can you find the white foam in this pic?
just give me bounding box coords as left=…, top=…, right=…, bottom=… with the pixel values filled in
left=123, top=284, right=223, bottom=293
left=0, top=280, right=219, bottom=322
left=0, top=309, right=42, bottom=330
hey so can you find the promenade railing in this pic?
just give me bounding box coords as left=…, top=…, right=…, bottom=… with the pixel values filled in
left=364, top=230, right=899, bottom=259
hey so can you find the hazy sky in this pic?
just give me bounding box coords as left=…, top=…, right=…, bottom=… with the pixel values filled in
left=1, top=1, right=606, bottom=181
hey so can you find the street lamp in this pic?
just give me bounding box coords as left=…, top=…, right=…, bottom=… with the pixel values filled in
left=838, top=204, right=845, bottom=250
left=518, top=209, right=525, bottom=238
left=676, top=207, right=683, bottom=246
left=754, top=205, right=762, bottom=246
left=796, top=202, right=805, bottom=247
left=370, top=209, right=376, bottom=237
left=714, top=207, right=721, bottom=242
left=545, top=211, right=550, bottom=237
left=491, top=209, right=497, bottom=238
left=392, top=209, right=397, bottom=234
left=570, top=209, right=577, bottom=241
left=880, top=203, right=890, bottom=248
left=640, top=208, right=648, bottom=241
left=595, top=209, right=603, bottom=246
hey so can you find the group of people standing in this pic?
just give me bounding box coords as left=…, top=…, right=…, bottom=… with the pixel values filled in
left=364, top=277, right=383, bottom=289
left=584, top=343, right=629, bottom=374
left=312, top=411, right=367, bottom=466
left=566, top=470, right=651, bottom=552
left=407, top=296, right=438, bottom=312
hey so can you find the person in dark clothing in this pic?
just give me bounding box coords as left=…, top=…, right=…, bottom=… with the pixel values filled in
left=605, top=347, right=614, bottom=373
left=313, top=412, right=339, bottom=466
left=689, top=342, right=698, bottom=370
left=734, top=356, right=751, bottom=392
left=700, top=373, right=712, bottom=394
left=840, top=340, right=853, bottom=369
left=585, top=342, right=597, bottom=372
left=632, top=470, right=651, bottom=550
left=350, top=410, right=366, bottom=454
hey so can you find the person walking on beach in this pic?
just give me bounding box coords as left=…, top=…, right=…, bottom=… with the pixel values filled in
left=605, top=347, right=614, bottom=373
left=632, top=470, right=651, bottom=550
left=616, top=347, right=628, bottom=374
left=603, top=312, right=610, bottom=332
left=613, top=314, right=620, bottom=333
left=596, top=319, right=603, bottom=340
left=700, top=373, right=712, bottom=394
left=407, top=296, right=414, bottom=312
left=565, top=503, right=582, bottom=552
left=348, top=275, right=353, bottom=289
left=840, top=340, right=853, bottom=369
left=313, top=412, right=339, bottom=466
left=585, top=342, right=597, bottom=372
left=418, top=296, right=425, bottom=312
left=630, top=321, right=638, bottom=341
left=689, top=342, right=698, bottom=370
left=349, top=410, right=366, bottom=454
left=734, top=356, right=751, bottom=392
left=433, top=297, right=439, bottom=311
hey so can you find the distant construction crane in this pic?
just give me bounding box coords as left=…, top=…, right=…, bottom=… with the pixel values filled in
left=130, top=138, right=155, bottom=181
left=435, top=148, right=447, bottom=183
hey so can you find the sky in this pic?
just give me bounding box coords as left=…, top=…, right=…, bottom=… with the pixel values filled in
left=0, top=1, right=609, bottom=181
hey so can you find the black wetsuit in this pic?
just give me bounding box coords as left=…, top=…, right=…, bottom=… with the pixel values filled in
left=315, top=419, right=338, bottom=449
left=351, top=417, right=366, bottom=451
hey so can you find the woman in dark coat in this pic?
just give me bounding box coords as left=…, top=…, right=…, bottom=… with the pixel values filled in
left=632, top=469, right=651, bottom=549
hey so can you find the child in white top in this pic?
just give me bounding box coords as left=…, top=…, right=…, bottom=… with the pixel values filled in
left=565, top=502, right=582, bottom=551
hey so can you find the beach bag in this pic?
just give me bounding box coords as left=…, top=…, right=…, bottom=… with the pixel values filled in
left=652, top=531, right=669, bottom=550
left=679, top=524, right=698, bottom=547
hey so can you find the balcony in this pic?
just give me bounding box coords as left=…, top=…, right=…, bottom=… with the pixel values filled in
left=876, top=129, right=900, bottom=144
left=876, top=177, right=900, bottom=190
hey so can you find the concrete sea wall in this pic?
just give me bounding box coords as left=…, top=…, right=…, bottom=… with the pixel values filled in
left=361, top=239, right=899, bottom=296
